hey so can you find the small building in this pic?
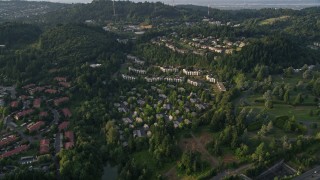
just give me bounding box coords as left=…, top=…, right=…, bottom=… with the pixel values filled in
left=19, top=156, right=36, bottom=165
left=217, top=82, right=226, bottom=92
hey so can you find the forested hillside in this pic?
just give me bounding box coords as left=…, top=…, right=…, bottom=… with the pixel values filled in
left=0, top=23, right=42, bottom=48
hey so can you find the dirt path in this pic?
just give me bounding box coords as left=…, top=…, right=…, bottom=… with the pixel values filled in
left=190, top=132, right=219, bottom=167
left=163, top=165, right=179, bottom=180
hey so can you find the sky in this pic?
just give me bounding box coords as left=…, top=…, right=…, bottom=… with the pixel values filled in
left=26, top=0, right=320, bottom=9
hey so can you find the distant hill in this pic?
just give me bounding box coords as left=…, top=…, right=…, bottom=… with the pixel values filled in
left=0, top=1, right=70, bottom=21
left=36, top=1, right=193, bottom=24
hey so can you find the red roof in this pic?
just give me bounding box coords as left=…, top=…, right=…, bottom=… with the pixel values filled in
left=0, top=135, right=17, bottom=147
left=29, top=87, right=45, bottom=94
left=64, top=131, right=74, bottom=149
left=0, top=145, right=29, bottom=159
left=27, top=121, right=45, bottom=132
left=10, top=101, right=19, bottom=108
left=54, top=97, right=69, bottom=106
left=40, top=139, right=50, bottom=154
left=19, top=95, right=28, bottom=100
left=22, top=84, right=35, bottom=89
left=62, top=108, right=72, bottom=117
left=59, top=82, right=71, bottom=88
left=65, top=142, right=74, bottom=149
left=45, top=89, right=58, bottom=94
left=39, top=111, right=48, bottom=117
left=33, top=98, right=41, bottom=108
left=65, top=131, right=74, bottom=142
left=54, top=77, right=67, bottom=82
left=59, top=121, right=69, bottom=131
left=15, top=109, right=34, bottom=120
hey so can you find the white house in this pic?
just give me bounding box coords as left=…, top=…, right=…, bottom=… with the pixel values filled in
left=183, top=69, right=202, bottom=76
left=206, top=75, right=216, bottom=83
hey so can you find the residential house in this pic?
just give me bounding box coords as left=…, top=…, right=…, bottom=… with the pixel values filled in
left=159, top=66, right=178, bottom=73
left=183, top=69, right=202, bottom=76
left=10, top=101, right=19, bottom=108
left=0, top=135, right=17, bottom=147
left=54, top=77, right=67, bottom=82
left=187, top=79, right=202, bottom=87
left=206, top=75, right=216, bottom=83
left=59, top=121, right=70, bottom=131
left=45, top=89, right=58, bottom=94
left=62, top=108, right=72, bottom=118
left=27, top=121, right=45, bottom=132
left=54, top=97, right=69, bottom=106
left=145, top=77, right=163, bottom=83
left=122, top=74, right=137, bottom=81
left=33, top=98, right=41, bottom=108
left=64, top=131, right=74, bottom=149
left=40, top=139, right=50, bottom=154
left=0, top=145, right=29, bottom=159
left=19, top=156, right=36, bottom=165
left=14, top=109, right=35, bottom=120
left=128, top=67, right=146, bottom=74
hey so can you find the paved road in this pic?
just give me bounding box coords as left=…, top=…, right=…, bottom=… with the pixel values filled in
left=293, top=166, right=320, bottom=180
left=210, top=164, right=253, bottom=180
left=5, top=116, right=35, bottom=143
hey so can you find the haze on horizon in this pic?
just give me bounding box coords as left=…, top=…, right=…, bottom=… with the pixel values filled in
left=21, top=0, right=320, bottom=9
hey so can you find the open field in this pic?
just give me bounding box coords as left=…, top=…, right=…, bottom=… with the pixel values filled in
left=259, top=16, right=290, bottom=25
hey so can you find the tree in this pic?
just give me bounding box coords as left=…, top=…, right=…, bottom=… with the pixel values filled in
left=263, top=90, right=272, bottom=101
left=105, top=121, right=118, bottom=145
left=303, top=70, right=312, bottom=79
left=293, top=93, right=303, bottom=105
left=251, top=143, right=267, bottom=164
left=283, top=90, right=290, bottom=104
left=265, top=100, right=273, bottom=109
left=283, top=67, right=294, bottom=77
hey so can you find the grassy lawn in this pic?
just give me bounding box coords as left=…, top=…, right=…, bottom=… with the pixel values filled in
left=259, top=16, right=290, bottom=25
left=133, top=150, right=177, bottom=178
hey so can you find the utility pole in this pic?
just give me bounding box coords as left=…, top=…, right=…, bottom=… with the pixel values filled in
left=113, top=0, right=116, bottom=16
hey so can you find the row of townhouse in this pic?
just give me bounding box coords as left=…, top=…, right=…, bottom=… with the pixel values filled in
left=128, top=67, right=147, bottom=74
left=183, top=69, right=202, bottom=76
left=145, top=77, right=184, bottom=83
left=159, top=66, right=179, bottom=73
left=205, top=75, right=217, bottom=83
left=187, top=79, right=202, bottom=87
left=122, top=74, right=137, bottom=81
left=127, top=55, right=145, bottom=65
left=314, top=42, right=320, bottom=47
